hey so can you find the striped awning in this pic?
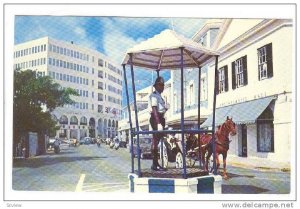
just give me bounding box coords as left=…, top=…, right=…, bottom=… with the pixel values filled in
left=201, top=96, right=276, bottom=128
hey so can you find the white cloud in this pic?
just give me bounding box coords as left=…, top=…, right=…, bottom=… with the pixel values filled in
left=74, top=27, right=86, bottom=37
left=103, top=30, right=137, bottom=65
left=171, top=18, right=207, bottom=38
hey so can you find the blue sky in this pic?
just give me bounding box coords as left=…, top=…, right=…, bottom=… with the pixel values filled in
left=15, top=16, right=206, bottom=106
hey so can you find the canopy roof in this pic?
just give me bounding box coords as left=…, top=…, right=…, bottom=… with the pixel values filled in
left=201, top=96, right=276, bottom=128
left=122, top=29, right=219, bottom=70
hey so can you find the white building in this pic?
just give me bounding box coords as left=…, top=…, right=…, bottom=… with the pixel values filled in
left=195, top=19, right=293, bottom=164
left=14, top=37, right=123, bottom=140
left=118, top=79, right=172, bottom=140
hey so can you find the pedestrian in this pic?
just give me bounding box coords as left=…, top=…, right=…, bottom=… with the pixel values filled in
left=148, top=76, right=168, bottom=171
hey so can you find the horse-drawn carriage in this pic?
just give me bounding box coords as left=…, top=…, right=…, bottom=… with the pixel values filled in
left=158, top=117, right=236, bottom=179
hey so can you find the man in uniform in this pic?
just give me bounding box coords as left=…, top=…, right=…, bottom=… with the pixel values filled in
left=148, top=76, right=168, bottom=171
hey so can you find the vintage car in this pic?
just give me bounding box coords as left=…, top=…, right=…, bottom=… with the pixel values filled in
left=129, top=135, right=152, bottom=159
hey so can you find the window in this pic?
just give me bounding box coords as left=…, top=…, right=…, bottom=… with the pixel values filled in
left=200, top=77, right=207, bottom=101
left=257, top=123, right=274, bottom=152
left=98, top=93, right=103, bottom=101
left=188, top=82, right=194, bottom=106
left=98, top=59, right=103, bottom=67
left=98, top=70, right=103, bottom=78
left=232, top=56, right=248, bottom=89
left=200, top=34, right=207, bottom=47
left=218, top=66, right=228, bottom=93
left=98, top=105, right=103, bottom=113
left=258, top=43, right=273, bottom=80
left=98, top=82, right=103, bottom=90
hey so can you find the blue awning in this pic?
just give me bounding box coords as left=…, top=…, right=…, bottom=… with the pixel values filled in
left=201, top=96, right=276, bottom=128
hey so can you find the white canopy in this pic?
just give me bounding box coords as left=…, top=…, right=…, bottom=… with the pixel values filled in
left=122, top=29, right=219, bottom=70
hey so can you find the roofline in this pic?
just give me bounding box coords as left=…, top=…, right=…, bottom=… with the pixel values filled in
left=192, top=20, right=224, bottom=42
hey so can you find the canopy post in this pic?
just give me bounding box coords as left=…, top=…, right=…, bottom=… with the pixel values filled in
left=180, top=47, right=187, bottom=179
left=198, top=66, right=202, bottom=169
left=156, top=70, right=160, bottom=77
left=129, top=53, right=142, bottom=177
left=122, top=64, right=134, bottom=173
left=212, top=55, right=219, bottom=175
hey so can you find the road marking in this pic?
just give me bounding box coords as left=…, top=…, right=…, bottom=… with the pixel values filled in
left=75, top=174, right=86, bottom=192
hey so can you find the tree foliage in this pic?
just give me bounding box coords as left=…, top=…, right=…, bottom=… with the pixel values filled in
left=13, top=69, right=78, bottom=137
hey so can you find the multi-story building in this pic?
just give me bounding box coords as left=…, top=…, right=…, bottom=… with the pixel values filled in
left=14, top=37, right=123, bottom=140
left=167, top=19, right=223, bottom=129
left=118, top=79, right=172, bottom=140
left=197, top=19, right=293, bottom=165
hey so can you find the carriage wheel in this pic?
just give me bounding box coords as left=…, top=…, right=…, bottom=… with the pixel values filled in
left=186, top=156, right=196, bottom=168
left=175, top=152, right=183, bottom=168
left=159, top=143, right=168, bottom=168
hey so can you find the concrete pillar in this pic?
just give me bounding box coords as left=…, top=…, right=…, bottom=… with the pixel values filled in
left=67, top=129, right=70, bottom=139
left=95, top=126, right=98, bottom=138
left=77, top=128, right=80, bottom=140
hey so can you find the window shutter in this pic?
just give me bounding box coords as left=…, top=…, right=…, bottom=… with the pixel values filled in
left=266, top=43, right=273, bottom=78
left=257, top=50, right=261, bottom=81
left=215, top=68, right=219, bottom=95
left=224, top=65, right=229, bottom=92
left=231, top=62, right=236, bottom=90
left=242, top=55, right=248, bottom=86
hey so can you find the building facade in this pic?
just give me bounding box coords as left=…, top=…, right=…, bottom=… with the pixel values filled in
left=167, top=20, right=224, bottom=129
left=197, top=19, right=293, bottom=164
left=118, top=79, right=172, bottom=140
left=14, top=37, right=123, bottom=140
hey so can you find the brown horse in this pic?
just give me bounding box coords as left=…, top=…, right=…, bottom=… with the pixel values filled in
left=199, top=117, right=237, bottom=179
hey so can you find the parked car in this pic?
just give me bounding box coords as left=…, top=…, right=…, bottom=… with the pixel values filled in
left=79, top=137, right=92, bottom=145
left=119, top=141, right=127, bottom=148
left=47, top=138, right=56, bottom=150
left=129, top=135, right=152, bottom=159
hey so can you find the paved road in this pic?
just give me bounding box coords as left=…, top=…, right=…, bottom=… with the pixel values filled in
left=12, top=143, right=290, bottom=194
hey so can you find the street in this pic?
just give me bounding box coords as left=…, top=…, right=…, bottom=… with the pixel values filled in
left=12, top=143, right=290, bottom=194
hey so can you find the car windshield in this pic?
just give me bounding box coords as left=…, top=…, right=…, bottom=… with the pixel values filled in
left=140, top=137, right=152, bottom=144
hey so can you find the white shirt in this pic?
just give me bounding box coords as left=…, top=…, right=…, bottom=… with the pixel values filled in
left=148, top=91, right=167, bottom=114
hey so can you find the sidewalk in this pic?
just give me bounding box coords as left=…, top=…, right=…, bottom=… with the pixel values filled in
left=226, top=154, right=290, bottom=172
